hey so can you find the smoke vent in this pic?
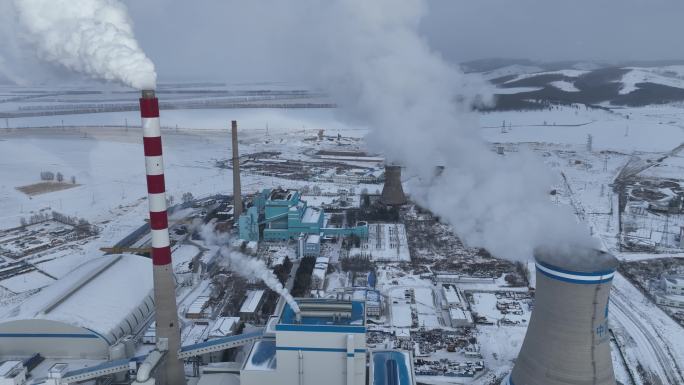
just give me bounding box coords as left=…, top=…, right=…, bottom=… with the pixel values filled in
left=509, top=248, right=618, bottom=385
left=380, top=165, right=407, bottom=206
left=139, top=90, right=186, bottom=385
left=231, top=120, right=243, bottom=219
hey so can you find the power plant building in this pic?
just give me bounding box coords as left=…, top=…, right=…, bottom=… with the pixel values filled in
left=508, top=248, right=618, bottom=385
left=239, top=188, right=368, bottom=243
left=241, top=299, right=367, bottom=385
left=0, top=254, right=153, bottom=360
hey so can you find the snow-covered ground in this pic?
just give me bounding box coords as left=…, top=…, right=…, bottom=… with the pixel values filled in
left=549, top=80, right=580, bottom=92
left=481, top=105, right=684, bottom=153
left=620, top=67, right=684, bottom=95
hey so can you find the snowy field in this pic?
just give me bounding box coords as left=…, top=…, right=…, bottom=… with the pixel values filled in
left=481, top=105, right=684, bottom=153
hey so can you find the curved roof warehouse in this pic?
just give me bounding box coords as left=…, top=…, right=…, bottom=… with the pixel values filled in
left=0, top=254, right=154, bottom=359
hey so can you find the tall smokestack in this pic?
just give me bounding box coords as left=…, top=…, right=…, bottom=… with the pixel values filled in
left=231, top=120, right=243, bottom=219
left=380, top=165, right=407, bottom=206
left=508, top=248, right=618, bottom=385
left=139, top=90, right=186, bottom=385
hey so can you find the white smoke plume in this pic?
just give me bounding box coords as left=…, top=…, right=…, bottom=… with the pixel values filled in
left=12, top=0, right=156, bottom=89
left=253, top=0, right=598, bottom=261
left=198, top=222, right=301, bottom=315
left=218, top=246, right=301, bottom=315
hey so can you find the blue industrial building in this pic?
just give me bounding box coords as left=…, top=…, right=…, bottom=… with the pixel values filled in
left=239, top=188, right=368, bottom=246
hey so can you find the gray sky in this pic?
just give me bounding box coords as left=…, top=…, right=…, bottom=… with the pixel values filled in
left=3, top=0, right=684, bottom=84
left=126, top=0, right=684, bottom=81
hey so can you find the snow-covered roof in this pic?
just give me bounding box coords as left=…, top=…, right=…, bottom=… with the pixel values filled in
left=0, top=254, right=153, bottom=343
left=207, top=317, right=240, bottom=339
left=0, top=361, right=22, bottom=377
left=442, top=286, right=461, bottom=306
left=391, top=303, right=412, bottom=328
left=187, top=296, right=211, bottom=315
left=301, top=207, right=321, bottom=224
left=240, top=290, right=265, bottom=314
left=306, top=234, right=321, bottom=244
left=665, top=275, right=684, bottom=287
left=449, top=308, right=472, bottom=321
left=312, top=267, right=326, bottom=283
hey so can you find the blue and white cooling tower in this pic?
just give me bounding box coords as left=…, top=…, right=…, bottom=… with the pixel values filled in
left=509, top=248, right=618, bottom=385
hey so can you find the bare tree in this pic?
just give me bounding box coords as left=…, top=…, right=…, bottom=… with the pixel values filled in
left=56, top=172, right=64, bottom=182
left=70, top=176, right=76, bottom=184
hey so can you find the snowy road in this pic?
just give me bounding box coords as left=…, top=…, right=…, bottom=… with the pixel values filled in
left=610, top=273, right=684, bottom=385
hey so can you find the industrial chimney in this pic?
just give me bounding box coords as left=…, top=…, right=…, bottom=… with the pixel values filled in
left=508, top=247, right=618, bottom=385
left=231, top=120, right=243, bottom=219
left=380, top=165, right=407, bottom=206
left=139, top=90, right=186, bottom=385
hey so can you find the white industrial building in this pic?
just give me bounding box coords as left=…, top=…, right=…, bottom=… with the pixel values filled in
left=207, top=317, right=240, bottom=339
left=366, top=291, right=382, bottom=317
left=311, top=256, right=330, bottom=290
left=653, top=274, right=684, bottom=308
left=449, top=308, right=474, bottom=328
left=442, top=285, right=465, bottom=308
left=662, top=275, right=684, bottom=294
left=0, top=254, right=153, bottom=360
left=0, top=361, right=26, bottom=385
left=186, top=296, right=212, bottom=319
left=239, top=290, right=266, bottom=321
left=240, top=299, right=367, bottom=385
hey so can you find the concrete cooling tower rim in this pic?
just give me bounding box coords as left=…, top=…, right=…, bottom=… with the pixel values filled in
left=534, top=248, right=618, bottom=285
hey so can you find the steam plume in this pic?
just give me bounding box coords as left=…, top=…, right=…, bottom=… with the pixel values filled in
left=198, top=222, right=300, bottom=314
left=218, top=246, right=301, bottom=315
left=12, top=0, right=156, bottom=89
left=263, top=0, right=597, bottom=260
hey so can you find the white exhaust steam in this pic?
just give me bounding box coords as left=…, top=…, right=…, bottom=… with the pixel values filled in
left=198, top=222, right=300, bottom=315
left=12, top=0, right=156, bottom=89
left=257, top=0, right=597, bottom=260
left=218, top=246, right=301, bottom=315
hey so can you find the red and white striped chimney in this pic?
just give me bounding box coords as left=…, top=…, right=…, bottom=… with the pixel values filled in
left=140, top=90, right=186, bottom=385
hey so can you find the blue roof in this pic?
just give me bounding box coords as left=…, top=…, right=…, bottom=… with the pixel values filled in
left=372, top=351, right=412, bottom=385
left=279, top=301, right=365, bottom=326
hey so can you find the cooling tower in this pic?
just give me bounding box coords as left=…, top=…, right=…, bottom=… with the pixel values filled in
left=231, top=120, right=243, bottom=219
left=509, top=248, right=618, bottom=385
left=139, top=90, right=186, bottom=385
left=380, top=165, right=407, bottom=206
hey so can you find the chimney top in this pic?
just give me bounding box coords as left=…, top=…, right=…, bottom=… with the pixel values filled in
left=141, top=89, right=156, bottom=99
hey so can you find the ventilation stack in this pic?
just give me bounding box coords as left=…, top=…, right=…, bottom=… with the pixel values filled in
left=380, top=165, right=407, bottom=206
left=508, top=248, right=618, bottom=385
left=139, top=90, right=186, bottom=385
left=231, top=120, right=243, bottom=219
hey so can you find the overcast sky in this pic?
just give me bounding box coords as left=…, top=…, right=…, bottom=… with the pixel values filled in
left=3, top=0, right=684, bottom=84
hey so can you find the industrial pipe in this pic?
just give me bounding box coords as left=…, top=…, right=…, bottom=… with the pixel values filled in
left=133, top=350, right=164, bottom=385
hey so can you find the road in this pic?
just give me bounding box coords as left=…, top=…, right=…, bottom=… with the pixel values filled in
left=609, top=274, right=684, bottom=385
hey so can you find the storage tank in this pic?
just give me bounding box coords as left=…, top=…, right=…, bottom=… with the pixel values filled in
left=509, top=247, right=618, bottom=385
